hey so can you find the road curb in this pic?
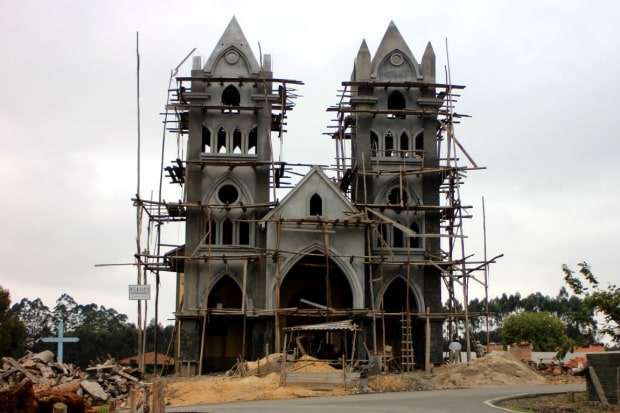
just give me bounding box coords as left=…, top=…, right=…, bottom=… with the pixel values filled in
left=484, top=391, right=573, bottom=412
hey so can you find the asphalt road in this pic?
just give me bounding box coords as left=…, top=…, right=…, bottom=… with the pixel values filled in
left=167, top=383, right=584, bottom=413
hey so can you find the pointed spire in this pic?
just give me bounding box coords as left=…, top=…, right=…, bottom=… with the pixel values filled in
left=371, top=21, right=421, bottom=78
left=355, top=39, right=371, bottom=80
left=423, top=41, right=435, bottom=59
left=358, top=39, right=370, bottom=54
left=203, top=16, right=260, bottom=74
left=422, top=41, right=435, bottom=82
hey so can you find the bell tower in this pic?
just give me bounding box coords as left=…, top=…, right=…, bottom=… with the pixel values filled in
left=348, top=21, right=443, bottom=365
left=178, top=16, right=276, bottom=373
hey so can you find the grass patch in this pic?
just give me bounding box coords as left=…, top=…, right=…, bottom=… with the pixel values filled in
left=497, top=392, right=620, bottom=413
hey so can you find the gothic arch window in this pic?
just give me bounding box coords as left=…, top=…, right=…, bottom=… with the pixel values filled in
left=370, top=131, right=379, bottom=157
left=206, top=218, right=217, bottom=245
left=410, top=222, right=421, bottom=248
left=248, top=127, right=257, bottom=155
left=384, top=131, right=394, bottom=157
left=400, top=132, right=409, bottom=158
left=222, top=218, right=234, bottom=245
left=415, top=132, right=424, bottom=158
left=387, top=187, right=408, bottom=205
left=202, top=126, right=211, bottom=153
left=377, top=223, right=388, bottom=247
left=387, top=90, right=406, bottom=119
left=208, top=275, right=242, bottom=309
left=232, top=128, right=242, bottom=154
left=217, top=127, right=227, bottom=154
left=309, top=193, right=322, bottom=216
left=239, top=221, right=250, bottom=245
left=221, top=85, right=240, bottom=113
left=393, top=225, right=404, bottom=248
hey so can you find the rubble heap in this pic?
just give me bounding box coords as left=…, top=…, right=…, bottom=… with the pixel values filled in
left=0, top=350, right=143, bottom=412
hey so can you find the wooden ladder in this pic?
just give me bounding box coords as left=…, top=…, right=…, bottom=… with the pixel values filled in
left=401, top=312, right=415, bottom=372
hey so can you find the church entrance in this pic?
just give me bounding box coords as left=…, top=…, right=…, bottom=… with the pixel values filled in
left=379, top=276, right=419, bottom=370
left=203, top=275, right=243, bottom=372
left=277, top=251, right=354, bottom=359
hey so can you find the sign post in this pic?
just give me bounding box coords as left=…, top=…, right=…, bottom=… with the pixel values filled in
left=129, top=284, right=151, bottom=300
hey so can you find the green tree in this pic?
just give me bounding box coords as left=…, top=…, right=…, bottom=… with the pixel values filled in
left=501, top=311, right=569, bottom=351
left=11, top=297, right=53, bottom=348
left=0, top=286, right=27, bottom=357
left=563, top=262, right=620, bottom=342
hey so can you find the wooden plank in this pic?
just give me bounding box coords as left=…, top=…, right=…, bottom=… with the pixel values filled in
left=175, top=76, right=304, bottom=85
left=589, top=366, right=610, bottom=407
left=342, top=80, right=465, bottom=89
left=3, top=357, right=39, bottom=384
left=129, top=389, right=137, bottom=413
left=367, top=208, right=417, bottom=237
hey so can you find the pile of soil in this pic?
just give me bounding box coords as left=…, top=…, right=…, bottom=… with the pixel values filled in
left=369, top=374, right=412, bottom=392
left=166, top=372, right=347, bottom=406
left=432, top=351, right=546, bottom=388
left=290, top=355, right=338, bottom=373
left=244, top=353, right=282, bottom=376
left=166, top=351, right=556, bottom=406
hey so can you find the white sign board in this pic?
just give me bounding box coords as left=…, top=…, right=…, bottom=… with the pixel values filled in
left=128, top=284, right=151, bottom=300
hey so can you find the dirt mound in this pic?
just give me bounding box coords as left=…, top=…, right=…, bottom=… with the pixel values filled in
left=245, top=353, right=282, bottom=376
left=165, top=372, right=347, bottom=406
left=369, top=374, right=410, bottom=392
left=432, top=351, right=546, bottom=388
left=291, top=355, right=338, bottom=373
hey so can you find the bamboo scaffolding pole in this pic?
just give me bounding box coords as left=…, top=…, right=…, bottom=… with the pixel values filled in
left=179, top=307, right=490, bottom=318
left=274, top=218, right=283, bottom=353
left=174, top=75, right=304, bottom=85
left=327, top=107, right=470, bottom=118
left=482, top=196, right=490, bottom=351
left=362, top=153, right=378, bottom=359
left=134, top=32, right=145, bottom=375
left=341, top=80, right=465, bottom=89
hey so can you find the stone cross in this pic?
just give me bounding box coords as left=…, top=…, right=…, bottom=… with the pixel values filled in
left=41, top=320, right=79, bottom=363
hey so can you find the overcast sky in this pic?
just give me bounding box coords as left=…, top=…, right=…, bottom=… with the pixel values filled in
left=1, top=0, right=618, bottom=326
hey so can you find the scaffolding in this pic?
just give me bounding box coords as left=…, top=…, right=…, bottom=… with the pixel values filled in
left=129, top=40, right=501, bottom=377
left=324, top=51, right=502, bottom=365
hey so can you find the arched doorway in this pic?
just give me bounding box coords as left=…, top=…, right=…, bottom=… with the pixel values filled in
left=278, top=251, right=354, bottom=358
left=204, top=275, right=243, bottom=372
left=279, top=251, right=353, bottom=310
left=380, top=276, right=419, bottom=369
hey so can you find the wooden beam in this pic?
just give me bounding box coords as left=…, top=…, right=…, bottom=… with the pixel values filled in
left=367, top=208, right=417, bottom=237
left=589, top=366, right=609, bottom=407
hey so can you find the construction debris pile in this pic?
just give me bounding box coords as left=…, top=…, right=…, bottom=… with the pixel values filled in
left=0, top=350, right=143, bottom=412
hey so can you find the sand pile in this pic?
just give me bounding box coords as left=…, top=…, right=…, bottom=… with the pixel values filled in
left=166, top=352, right=551, bottom=406
left=290, top=355, right=338, bottom=373
left=166, top=372, right=347, bottom=406
left=245, top=353, right=282, bottom=376
left=368, top=374, right=411, bottom=392
left=431, top=351, right=546, bottom=389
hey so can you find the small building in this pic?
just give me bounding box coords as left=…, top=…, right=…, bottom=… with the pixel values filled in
left=563, top=343, right=606, bottom=369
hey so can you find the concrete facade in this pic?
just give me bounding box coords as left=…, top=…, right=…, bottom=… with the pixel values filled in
left=175, top=17, right=444, bottom=374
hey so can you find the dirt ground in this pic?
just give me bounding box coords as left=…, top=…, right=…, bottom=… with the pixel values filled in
left=165, top=352, right=585, bottom=407
left=497, top=392, right=620, bottom=413
left=165, top=372, right=349, bottom=406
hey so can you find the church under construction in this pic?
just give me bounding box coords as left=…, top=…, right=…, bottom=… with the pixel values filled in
left=133, top=17, right=497, bottom=376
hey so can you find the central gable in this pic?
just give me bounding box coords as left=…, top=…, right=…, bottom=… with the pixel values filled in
left=263, top=166, right=358, bottom=221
